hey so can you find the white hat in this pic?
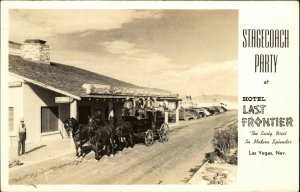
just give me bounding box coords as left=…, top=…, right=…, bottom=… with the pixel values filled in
left=20, top=117, right=24, bottom=122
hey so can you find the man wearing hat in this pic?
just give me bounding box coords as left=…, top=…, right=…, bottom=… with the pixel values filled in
left=18, top=118, right=26, bottom=156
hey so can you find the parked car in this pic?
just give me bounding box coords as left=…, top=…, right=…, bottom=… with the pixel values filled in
left=216, top=106, right=227, bottom=113
left=202, top=107, right=216, bottom=115
left=220, top=106, right=228, bottom=112
left=168, top=111, right=176, bottom=121
left=179, top=109, right=195, bottom=121
left=193, top=107, right=212, bottom=117
left=208, top=106, right=221, bottom=115
left=186, top=108, right=202, bottom=119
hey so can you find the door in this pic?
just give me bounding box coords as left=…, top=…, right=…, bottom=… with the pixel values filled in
left=78, top=106, right=91, bottom=124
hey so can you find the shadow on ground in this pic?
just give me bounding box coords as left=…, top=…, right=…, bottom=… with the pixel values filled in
left=182, top=164, right=203, bottom=183
left=26, top=145, right=47, bottom=154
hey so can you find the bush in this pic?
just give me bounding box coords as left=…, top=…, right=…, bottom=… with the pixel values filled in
left=213, top=126, right=238, bottom=156
left=205, top=148, right=227, bottom=163
left=205, top=151, right=218, bottom=163
left=204, top=122, right=238, bottom=165
left=227, top=149, right=238, bottom=165
left=209, top=172, right=228, bottom=185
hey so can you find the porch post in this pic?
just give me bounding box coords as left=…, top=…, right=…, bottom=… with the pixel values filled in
left=164, top=111, right=168, bottom=124
left=70, top=99, right=78, bottom=119
left=108, top=100, right=114, bottom=121
left=175, top=101, right=180, bottom=124
left=69, top=99, right=78, bottom=149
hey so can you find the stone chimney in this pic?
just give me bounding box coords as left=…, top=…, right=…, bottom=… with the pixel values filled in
left=9, top=41, right=22, bottom=55
left=21, top=39, right=50, bottom=64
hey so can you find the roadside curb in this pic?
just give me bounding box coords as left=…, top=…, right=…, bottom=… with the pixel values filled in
left=9, top=150, right=74, bottom=171
left=187, top=160, right=209, bottom=184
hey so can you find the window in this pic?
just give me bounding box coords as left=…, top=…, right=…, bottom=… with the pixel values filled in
left=8, top=107, right=14, bottom=132
left=41, top=106, right=58, bottom=133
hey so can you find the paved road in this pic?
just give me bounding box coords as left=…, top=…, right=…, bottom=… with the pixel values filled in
left=10, top=110, right=237, bottom=184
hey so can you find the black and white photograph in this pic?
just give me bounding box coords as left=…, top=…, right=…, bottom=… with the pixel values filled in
left=6, top=9, right=238, bottom=185
left=1, top=2, right=298, bottom=192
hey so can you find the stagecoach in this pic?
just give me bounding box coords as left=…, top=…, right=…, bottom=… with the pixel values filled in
left=122, top=109, right=169, bottom=146
left=64, top=101, right=170, bottom=159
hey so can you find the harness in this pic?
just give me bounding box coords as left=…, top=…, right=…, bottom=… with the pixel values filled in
left=72, top=128, right=80, bottom=140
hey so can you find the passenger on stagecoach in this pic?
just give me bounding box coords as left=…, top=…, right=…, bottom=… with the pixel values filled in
left=123, top=97, right=130, bottom=108
left=132, top=97, right=140, bottom=116
left=137, top=97, right=146, bottom=118
left=145, top=97, right=154, bottom=111
left=158, top=101, right=165, bottom=113
left=164, top=100, right=169, bottom=110
left=134, top=97, right=140, bottom=108
left=139, top=97, right=146, bottom=109
left=123, top=97, right=133, bottom=116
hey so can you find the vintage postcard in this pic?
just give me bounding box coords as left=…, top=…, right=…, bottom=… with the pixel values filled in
left=1, top=1, right=298, bottom=192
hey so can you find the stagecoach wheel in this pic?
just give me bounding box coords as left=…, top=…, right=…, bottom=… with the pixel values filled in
left=145, top=130, right=154, bottom=146
left=159, top=123, right=169, bottom=143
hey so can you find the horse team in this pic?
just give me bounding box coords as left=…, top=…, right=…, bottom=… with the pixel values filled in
left=63, top=97, right=170, bottom=160
left=64, top=116, right=134, bottom=160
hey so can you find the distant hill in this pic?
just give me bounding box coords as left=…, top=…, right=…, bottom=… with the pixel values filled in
left=192, top=94, right=238, bottom=103
left=190, top=94, right=238, bottom=109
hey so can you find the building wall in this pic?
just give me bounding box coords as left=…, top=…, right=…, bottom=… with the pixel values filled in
left=9, top=74, right=69, bottom=146
left=9, top=73, right=177, bottom=147
left=9, top=75, right=126, bottom=146
left=8, top=75, right=24, bottom=147
left=23, top=83, right=68, bottom=143
left=181, top=100, right=194, bottom=109
left=168, top=101, right=177, bottom=110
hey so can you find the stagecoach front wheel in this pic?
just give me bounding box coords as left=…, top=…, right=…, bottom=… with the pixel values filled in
left=159, top=123, right=169, bottom=143
left=145, top=130, right=154, bottom=146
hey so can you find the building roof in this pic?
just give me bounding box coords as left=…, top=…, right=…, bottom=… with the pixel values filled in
left=24, top=39, right=47, bottom=44
left=9, top=54, right=177, bottom=99
left=9, top=41, right=22, bottom=46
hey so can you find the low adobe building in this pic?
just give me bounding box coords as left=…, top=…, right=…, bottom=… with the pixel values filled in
left=8, top=39, right=181, bottom=146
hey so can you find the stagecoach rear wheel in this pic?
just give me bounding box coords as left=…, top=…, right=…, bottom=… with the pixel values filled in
left=159, top=123, right=169, bottom=143
left=145, top=130, right=154, bottom=146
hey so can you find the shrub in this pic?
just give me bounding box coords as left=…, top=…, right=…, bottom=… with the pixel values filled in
left=204, top=122, right=238, bottom=164
left=204, top=148, right=227, bottom=163
left=227, top=149, right=238, bottom=165
left=213, top=126, right=238, bottom=156
left=205, top=151, right=218, bottom=163
left=209, top=172, right=228, bottom=185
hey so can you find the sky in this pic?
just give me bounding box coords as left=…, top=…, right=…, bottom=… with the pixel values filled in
left=9, top=9, right=238, bottom=97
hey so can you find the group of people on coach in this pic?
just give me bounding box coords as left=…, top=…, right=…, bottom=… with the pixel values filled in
left=122, top=97, right=168, bottom=118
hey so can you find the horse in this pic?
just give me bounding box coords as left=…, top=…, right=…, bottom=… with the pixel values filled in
left=63, top=118, right=89, bottom=157
left=87, top=116, right=115, bottom=160
left=114, top=117, right=134, bottom=151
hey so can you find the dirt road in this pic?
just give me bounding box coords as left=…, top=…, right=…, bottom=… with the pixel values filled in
left=10, top=110, right=237, bottom=184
